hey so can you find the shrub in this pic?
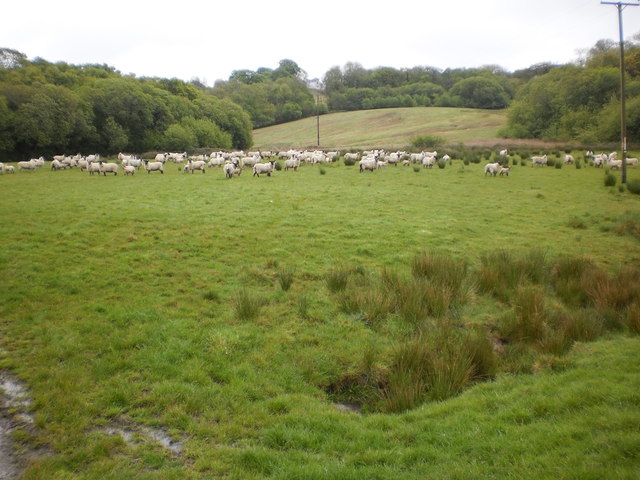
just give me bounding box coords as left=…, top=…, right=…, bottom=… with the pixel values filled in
left=318, top=167, right=326, bottom=175
left=627, top=179, right=640, bottom=194
left=604, top=172, right=617, bottom=187
left=437, top=158, right=446, bottom=169
left=343, top=157, right=356, bottom=166
left=555, top=160, right=563, bottom=169
left=575, top=159, right=582, bottom=169
left=274, top=161, right=282, bottom=171
left=413, top=166, right=420, bottom=172
left=520, top=159, right=527, bottom=166
left=546, top=158, right=556, bottom=167
left=463, top=158, right=470, bottom=165
left=412, top=134, right=446, bottom=149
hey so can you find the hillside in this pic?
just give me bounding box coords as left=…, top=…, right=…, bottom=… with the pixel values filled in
left=252, top=107, right=508, bottom=150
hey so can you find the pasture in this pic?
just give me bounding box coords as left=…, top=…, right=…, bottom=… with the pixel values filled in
left=252, top=107, right=509, bottom=150
left=1, top=155, right=640, bottom=479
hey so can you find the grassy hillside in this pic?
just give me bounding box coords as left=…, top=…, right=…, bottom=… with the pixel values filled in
left=1, top=157, right=639, bottom=479
left=252, top=107, right=508, bottom=150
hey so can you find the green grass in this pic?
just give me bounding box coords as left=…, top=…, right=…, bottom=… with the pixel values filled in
left=253, top=107, right=508, bottom=150
left=1, top=157, right=640, bottom=479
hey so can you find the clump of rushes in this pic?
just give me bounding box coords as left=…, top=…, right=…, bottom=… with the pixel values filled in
left=276, top=266, right=294, bottom=291
left=233, top=288, right=263, bottom=320
left=326, top=267, right=350, bottom=292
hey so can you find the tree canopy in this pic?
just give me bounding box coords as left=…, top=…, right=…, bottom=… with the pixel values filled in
left=0, top=50, right=252, bottom=160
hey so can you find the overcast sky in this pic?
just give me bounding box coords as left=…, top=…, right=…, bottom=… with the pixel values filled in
left=3, top=0, right=640, bottom=85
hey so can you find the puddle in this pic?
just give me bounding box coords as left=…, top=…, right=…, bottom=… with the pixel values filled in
left=0, top=372, right=38, bottom=480
left=333, top=402, right=362, bottom=414
left=101, top=425, right=183, bottom=455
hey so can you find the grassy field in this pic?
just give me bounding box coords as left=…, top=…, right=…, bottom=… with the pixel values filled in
left=252, top=107, right=510, bottom=151
left=1, top=154, right=640, bottom=479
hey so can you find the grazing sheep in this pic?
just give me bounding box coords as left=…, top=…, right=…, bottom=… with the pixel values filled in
left=626, top=157, right=638, bottom=166
left=358, top=156, right=377, bottom=172
left=17, top=159, right=38, bottom=171
left=223, top=162, right=235, bottom=178
left=421, top=156, right=436, bottom=168
left=99, top=161, right=119, bottom=176
left=144, top=160, right=164, bottom=174
left=531, top=154, right=548, bottom=167
left=484, top=162, right=502, bottom=176
left=499, top=166, right=511, bottom=176
left=77, top=158, right=89, bottom=171
left=563, top=154, right=574, bottom=164
left=123, top=165, right=136, bottom=175
left=87, top=162, right=101, bottom=175
left=4, top=165, right=15, bottom=173
left=183, top=159, right=206, bottom=173
left=253, top=160, right=276, bottom=177
left=51, top=159, right=68, bottom=171
left=499, top=149, right=509, bottom=157
left=284, top=158, right=300, bottom=171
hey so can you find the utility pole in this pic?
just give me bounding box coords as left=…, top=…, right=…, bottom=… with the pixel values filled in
left=601, top=1, right=639, bottom=184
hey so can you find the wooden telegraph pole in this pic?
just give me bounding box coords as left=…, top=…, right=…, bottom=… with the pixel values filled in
left=601, top=1, right=639, bottom=184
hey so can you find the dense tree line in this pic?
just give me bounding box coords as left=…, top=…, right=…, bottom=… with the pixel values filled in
left=321, top=62, right=516, bottom=111
left=211, top=59, right=320, bottom=129
left=0, top=49, right=252, bottom=161
left=501, top=38, right=640, bottom=143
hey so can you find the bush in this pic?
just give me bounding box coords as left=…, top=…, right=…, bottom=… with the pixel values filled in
left=575, top=159, right=582, bottom=169
left=437, top=158, right=446, bottom=169
left=343, top=157, right=356, bottom=166
left=274, top=161, right=282, bottom=171
left=627, top=178, right=640, bottom=194
left=411, top=134, right=446, bottom=149
left=546, top=158, right=556, bottom=167
left=604, top=172, right=617, bottom=187
left=555, top=160, right=563, bottom=169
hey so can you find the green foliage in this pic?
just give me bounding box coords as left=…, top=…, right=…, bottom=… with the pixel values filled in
left=276, top=266, right=295, bottom=291
left=626, top=178, right=640, bottom=194
left=604, top=172, right=617, bottom=187
left=0, top=57, right=252, bottom=158
left=449, top=75, right=511, bottom=109
left=411, top=134, right=446, bottom=149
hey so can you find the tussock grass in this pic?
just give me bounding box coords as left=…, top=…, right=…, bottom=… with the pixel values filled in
left=232, top=288, right=264, bottom=320
left=276, top=266, right=295, bottom=291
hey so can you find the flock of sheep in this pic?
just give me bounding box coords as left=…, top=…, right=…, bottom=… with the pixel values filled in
left=0, top=148, right=636, bottom=179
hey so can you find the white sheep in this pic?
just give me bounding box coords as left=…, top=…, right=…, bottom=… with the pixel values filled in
left=484, top=162, right=502, bottom=176
left=183, top=159, right=206, bottom=173
left=563, top=154, right=574, bottom=164
left=421, top=156, right=436, bottom=168
left=50, top=159, right=67, bottom=170
left=284, top=158, right=300, bottom=171
left=87, top=162, right=101, bottom=175
left=4, top=165, right=15, bottom=173
left=626, top=157, right=638, bottom=166
left=123, top=165, right=136, bottom=175
left=17, top=159, right=38, bottom=171
left=531, top=154, right=548, bottom=167
left=253, top=160, right=276, bottom=177
left=358, top=156, right=377, bottom=172
left=99, top=162, right=119, bottom=176
left=144, top=160, right=164, bottom=174
left=499, top=166, right=511, bottom=176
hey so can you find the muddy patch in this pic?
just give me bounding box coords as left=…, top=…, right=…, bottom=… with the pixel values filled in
left=0, top=372, right=45, bottom=480
left=100, top=424, right=183, bottom=456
